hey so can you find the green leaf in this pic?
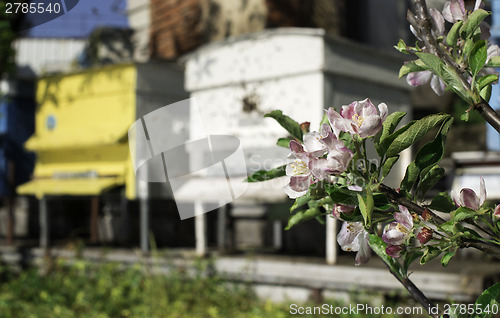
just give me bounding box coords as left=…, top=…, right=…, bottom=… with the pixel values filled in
left=326, top=185, right=359, bottom=206
left=420, top=246, right=441, bottom=265
left=375, top=112, right=407, bottom=156
left=415, top=52, right=444, bottom=77
left=418, top=166, right=445, bottom=198
left=246, top=165, right=286, bottom=182
left=441, top=250, right=456, bottom=267
left=480, top=84, right=492, bottom=102
left=469, top=40, right=488, bottom=77
left=469, top=282, right=500, bottom=318
left=394, top=39, right=409, bottom=54
left=290, top=192, right=311, bottom=212
left=441, top=64, right=471, bottom=102
left=464, top=38, right=475, bottom=59
left=368, top=235, right=403, bottom=279
left=415, top=117, right=453, bottom=171
left=382, top=156, right=399, bottom=178
left=452, top=206, right=478, bottom=222
left=428, top=192, right=456, bottom=213
left=461, top=111, right=470, bottom=122
left=477, top=74, right=499, bottom=91
left=285, top=207, right=323, bottom=230
left=366, top=188, right=374, bottom=225
left=276, top=138, right=291, bottom=148
left=401, top=162, right=419, bottom=192
left=462, top=9, right=491, bottom=39
left=446, top=20, right=463, bottom=47
left=486, top=56, right=500, bottom=68
left=320, top=112, right=329, bottom=125
left=398, top=60, right=428, bottom=78
left=357, top=194, right=368, bottom=225
left=264, top=110, right=303, bottom=141
left=386, top=114, right=449, bottom=157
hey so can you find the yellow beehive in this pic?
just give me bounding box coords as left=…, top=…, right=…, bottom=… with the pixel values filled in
left=18, top=62, right=186, bottom=200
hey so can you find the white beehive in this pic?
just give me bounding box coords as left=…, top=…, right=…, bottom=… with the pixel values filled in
left=184, top=28, right=412, bottom=191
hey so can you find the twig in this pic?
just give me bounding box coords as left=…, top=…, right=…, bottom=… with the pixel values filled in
left=378, top=184, right=446, bottom=224
left=379, top=183, right=500, bottom=259
left=382, top=260, right=444, bottom=318
left=474, top=100, right=500, bottom=133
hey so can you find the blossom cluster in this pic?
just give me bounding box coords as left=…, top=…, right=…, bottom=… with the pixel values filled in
left=284, top=98, right=387, bottom=198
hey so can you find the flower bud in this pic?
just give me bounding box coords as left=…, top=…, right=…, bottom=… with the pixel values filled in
left=417, top=227, right=433, bottom=244
left=386, top=245, right=403, bottom=258
left=494, top=204, right=500, bottom=220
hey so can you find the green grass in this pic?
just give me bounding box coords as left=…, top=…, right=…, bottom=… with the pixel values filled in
left=0, top=258, right=427, bottom=318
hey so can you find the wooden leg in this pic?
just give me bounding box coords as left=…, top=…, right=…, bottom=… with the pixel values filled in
left=140, top=197, right=149, bottom=253
left=39, top=196, right=49, bottom=248
left=90, top=196, right=99, bottom=243
left=217, top=203, right=227, bottom=251
left=326, top=216, right=337, bottom=265
left=195, top=201, right=207, bottom=256
left=273, top=220, right=282, bottom=250
left=6, top=160, right=15, bottom=245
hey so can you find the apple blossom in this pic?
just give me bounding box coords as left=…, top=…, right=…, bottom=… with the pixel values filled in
left=327, top=98, right=388, bottom=138
left=337, top=221, right=371, bottom=266
left=283, top=140, right=314, bottom=199
left=451, top=177, right=486, bottom=210
left=382, top=205, right=414, bottom=246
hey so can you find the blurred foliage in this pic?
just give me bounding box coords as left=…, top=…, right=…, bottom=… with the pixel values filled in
left=0, top=257, right=427, bottom=318
left=0, top=0, right=26, bottom=79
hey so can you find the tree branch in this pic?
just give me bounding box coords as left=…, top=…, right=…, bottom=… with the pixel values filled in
left=382, top=260, right=444, bottom=318
left=408, top=0, right=500, bottom=134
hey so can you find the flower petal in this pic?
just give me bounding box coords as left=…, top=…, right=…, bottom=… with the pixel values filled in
left=430, top=75, right=446, bottom=96
left=406, top=71, right=432, bottom=87
left=289, top=175, right=311, bottom=192
left=355, top=231, right=371, bottom=266
left=337, top=222, right=362, bottom=252
left=479, top=176, right=486, bottom=207
left=382, top=226, right=407, bottom=246
left=303, top=131, right=327, bottom=156
left=358, top=115, right=382, bottom=138
left=378, top=103, right=388, bottom=122
left=460, top=188, right=480, bottom=210
left=430, top=8, right=445, bottom=36
left=385, top=245, right=403, bottom=258
left=395, top=205, right=413, bottom=230
left=283, top=184, right=307, bottom=199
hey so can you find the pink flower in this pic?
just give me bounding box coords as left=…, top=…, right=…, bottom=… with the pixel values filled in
left=327, top=99, right=388, bottom=138
left=308, top=124, right=353, bottom=180
left=283, top=141, right=314, bottom=199
left=406, top=71, right=446, bottom=96
left=451, top=177, right=486, bottom=210
left=337, top=221, right=371, bottom=266
left=332, top=204, right=355, bottom=219
left=382, top=205, right=414, bottom=246
left=385, top=245, right=403, bottom=258
left=493, top=204, right=500, bottom=219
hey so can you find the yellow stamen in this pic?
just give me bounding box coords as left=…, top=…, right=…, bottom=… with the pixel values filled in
left=291, top=160, right=308, bottom=175
left=353, top=114, right=364, bottom=127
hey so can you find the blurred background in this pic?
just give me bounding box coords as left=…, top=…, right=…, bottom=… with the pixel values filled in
left=0, top=0, right=499, bottom=315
